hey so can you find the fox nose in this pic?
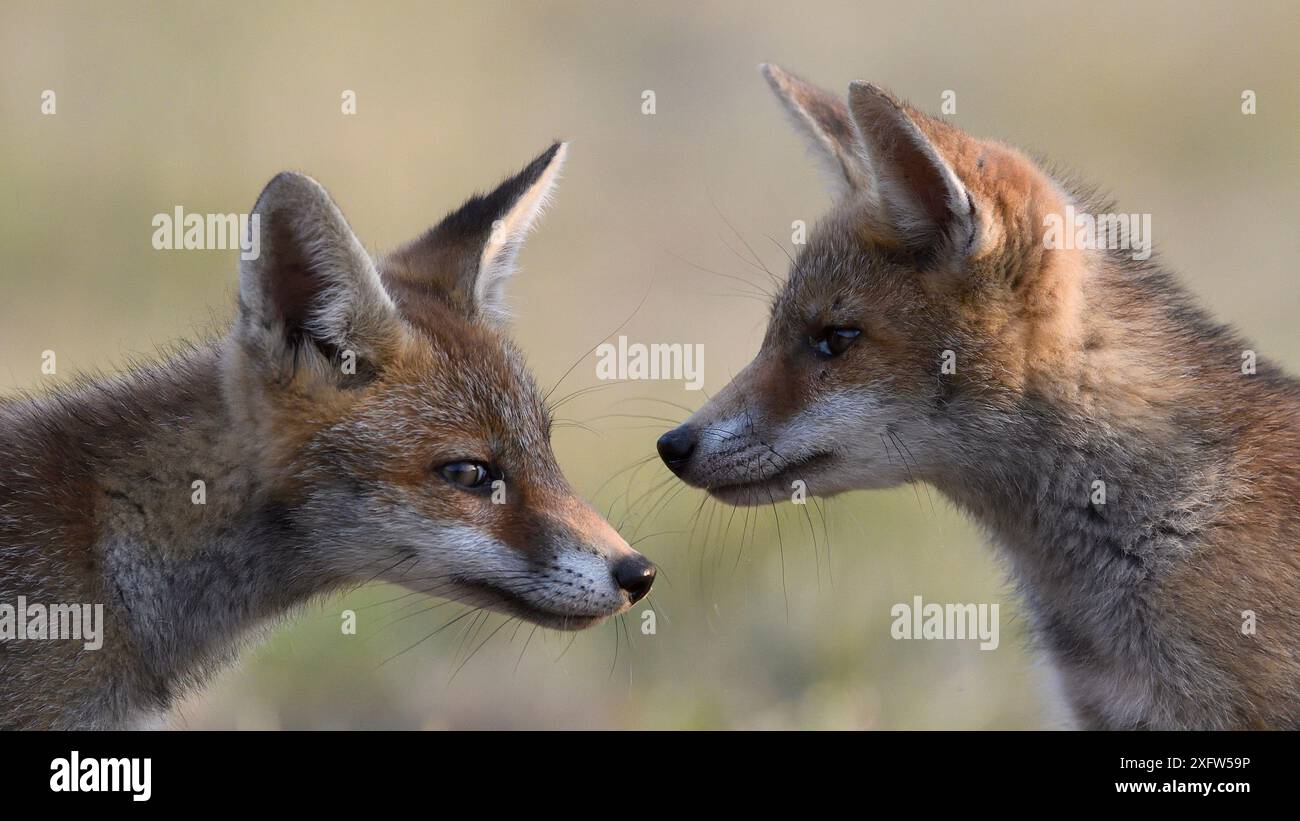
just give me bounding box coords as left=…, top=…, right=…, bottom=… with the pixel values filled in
left=612, top=554, right=657, bottom=604
left=656, top=426, right=696, bottom=474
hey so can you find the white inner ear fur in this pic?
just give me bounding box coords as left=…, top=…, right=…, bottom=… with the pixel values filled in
left=293, top=214, right=395, bottom=353
left=240, top=173, right=396, bottom=355
left=869, top=136, right=975, bottom=254
left=847, top=86, right=977, bottom=256
left=761, top=64, right=871, bottom=196
left=475, top=142, right=568, bottom=323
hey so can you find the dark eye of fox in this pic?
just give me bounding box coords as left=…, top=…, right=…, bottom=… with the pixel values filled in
left=811, top=326, right=861, bottom=359
left=438, top=461, right=493, bottom=489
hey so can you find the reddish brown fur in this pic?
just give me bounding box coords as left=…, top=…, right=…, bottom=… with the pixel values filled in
left=665, top=67, right=1300, bottom=728
left=0, top=146, right=654, bottom=729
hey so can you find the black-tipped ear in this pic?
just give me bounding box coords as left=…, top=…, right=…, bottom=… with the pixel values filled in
left=237, top=172, right=398, bottom=369
left=760, top=64, right=870, bottom=194
left=384, top=142, right=568, bottom=326
left=846, top=82, right=975, bottom=260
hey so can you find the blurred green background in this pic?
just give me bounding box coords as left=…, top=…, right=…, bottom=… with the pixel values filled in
left=2, top=0, right=1297, bottom=728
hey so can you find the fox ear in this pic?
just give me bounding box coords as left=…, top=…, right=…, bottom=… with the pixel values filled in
left=847, top=82, right=976, bottom=262
left=760, top=64, right=870, bottom=194
left=385, top=142, right=567, bottom=326
left=237, top=172, right=399, bottom=371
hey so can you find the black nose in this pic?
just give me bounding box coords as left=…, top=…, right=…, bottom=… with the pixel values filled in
left=656, top=426, right=696, bottom=474
left=612, top=554, right=657, bottom=604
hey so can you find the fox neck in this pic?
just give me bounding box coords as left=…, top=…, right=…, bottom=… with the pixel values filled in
left=82, top=342, right=340, bottom=719
left=935, top=406, right=1217, bottom=584
left=928, top=257, right=1239, bottom=662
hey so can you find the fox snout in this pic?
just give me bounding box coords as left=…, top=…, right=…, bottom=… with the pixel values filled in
left=567, top=503, right=657, bottom=606
left=656, top=426, right=696, bottom=475
left=454, top=497, right=657, bottom=630
left=655, top=407, right=837, bottom=506
left=611, top=552, right=657, bottom=604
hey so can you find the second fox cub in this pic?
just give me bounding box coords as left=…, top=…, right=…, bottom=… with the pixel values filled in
left=660, top=66, right=1300, bottom=729
left=0, top=143, right=656, bottom=729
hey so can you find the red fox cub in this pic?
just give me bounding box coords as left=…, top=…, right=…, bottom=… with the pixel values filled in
left=0, top=143, right=656, bottom=729
left=658, top=66, right=1300, bottom=729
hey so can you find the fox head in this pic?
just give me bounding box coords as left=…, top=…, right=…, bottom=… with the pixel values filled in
left=660, top=65, right=1105, bottom=505
left=225, top=144, right=654, bottom=630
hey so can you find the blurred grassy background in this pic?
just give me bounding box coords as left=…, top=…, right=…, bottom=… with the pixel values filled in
left=2, top=0, right=1297, bottom=728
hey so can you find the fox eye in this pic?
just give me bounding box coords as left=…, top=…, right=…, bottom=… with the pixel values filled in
left=811, top=326, right=861, bottom=358
left=438, top=461, right=492, bottom=490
